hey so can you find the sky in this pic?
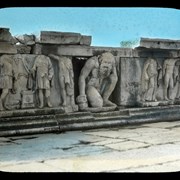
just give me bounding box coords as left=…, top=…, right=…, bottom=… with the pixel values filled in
left=0, top=7, right=180, bottom=47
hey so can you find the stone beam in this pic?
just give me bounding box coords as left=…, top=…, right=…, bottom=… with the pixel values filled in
left=0, top=27, right=12, bottom=42
left=0, top=42, right=17, bottom=54
left=42, top=45, right=93, bottom=56
left=139, top=38, right=180, bottom=50
left=40, top=31, right=92, bottom=45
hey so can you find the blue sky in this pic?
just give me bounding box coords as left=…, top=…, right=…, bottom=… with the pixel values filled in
left=0, top=7, right=180, bottom=47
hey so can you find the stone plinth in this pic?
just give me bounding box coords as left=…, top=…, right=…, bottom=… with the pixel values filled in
left=139, top=38, right=180, bottom=50
left=40, top=31, right=92, bottom=45
left=0, top=42, right=17, bottom=54
left=41, top=45, right=93, bottom=56
left=80, top=35, right=92, bottom=46
left=0, top=28, right=12, bottom=42
left=16, top=45, right=31, bottom=54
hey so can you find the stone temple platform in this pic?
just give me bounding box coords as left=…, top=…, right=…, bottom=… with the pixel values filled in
left=1, top=105, right=180, bottom=137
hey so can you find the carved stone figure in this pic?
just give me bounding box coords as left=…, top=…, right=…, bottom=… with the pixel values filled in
left=0, top=55, right=15, bottom=110
left=31, top=55, right=54, bottom=108
left=76, top=52, right=118, bottom=110
left=141, top=58, right=160, bottom=102
left=173, top=59, right=180, bottom=99
left=163, top=58, right=176, bottom=100
left=48, top=54, right=78, bottom=111
left=13, top=54, right=33, bottom=92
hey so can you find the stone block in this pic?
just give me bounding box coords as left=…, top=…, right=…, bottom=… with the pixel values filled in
left=40, top=31, right=81, bottom=44
left=0, top=27, right=12, bottom=42
left=114, top=57, right=142, bottom=106
left=21, top=90, right=35, bottom=109
left=91, top=47, right=133, bottom=57
left=57, top=45, right=93, bottom=56
left=0, top=42, right=17, bottom=54
left=80, top=35, right=92, bottom=46
left=16, top=45, right=31, bottom=54
left=32, top=44, right=42, bottom=54
left=42, top=45, right=93, bottom=56
left=139, top=38, right=180, bottom=50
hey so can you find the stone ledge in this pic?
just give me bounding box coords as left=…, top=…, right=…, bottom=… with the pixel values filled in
left=139, top=37, right=180, bottom=50
left=1, top=105, right=180, bottom=137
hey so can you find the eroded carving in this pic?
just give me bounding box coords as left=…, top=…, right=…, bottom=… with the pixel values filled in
left=141, top=58, right=161, bottom=102
left=163, top=58, right=176, bottom=101
left=49, top=54, right=78, bottom=112
left=0, top=55, right=15, bottom=110
left=31, top=55, right=54, bottom=108
left=76, top=52, right=118, bottom=111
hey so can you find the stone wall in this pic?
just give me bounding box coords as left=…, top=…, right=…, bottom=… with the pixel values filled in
left=1, top=27, right=180, bottom=112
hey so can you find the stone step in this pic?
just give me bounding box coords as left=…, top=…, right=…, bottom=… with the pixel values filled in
left=129, top=105, right=180, bottom=116
left=0, top=126, right=59, bottom=137
left=59, top=119, right=128, bottom=131
left=0, top=114, right=55, bottom=122
left=0, top=118, right=57, bottom=131
left=93, top=109, right=129, bottom=117
left=94, top=115, right=129, bottom=121
left=1, top=105, right=180, bottom=137
left=0, top=107, right=64, bottom=118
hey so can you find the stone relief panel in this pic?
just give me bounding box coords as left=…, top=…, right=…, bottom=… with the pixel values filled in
left=0, top=54, right=62, bottom=111
left=76, top=52, right=118, bottom=112
left=140, top=58, right=162, bottom=105
left=48, top=54, right=78, bottom=112
left=116, top=57, right=142, bottom=106
left=162, top=58, right=177, bottom=101
left=0, top=55, right=15, bottom=110
left=31, top=55, right=54, bottom=108
left=174, top=59, right=180, bottom=100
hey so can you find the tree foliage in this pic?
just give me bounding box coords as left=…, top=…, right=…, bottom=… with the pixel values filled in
left=120, top=39, right=139, bottom=48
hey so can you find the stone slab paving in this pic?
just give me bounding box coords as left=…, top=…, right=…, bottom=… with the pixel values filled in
left=142, top=121, right=180, bottom=129
left=90, top=138, right=126, bottom=146
left=104, top=140, right=150, bottom=151
left=0, top=121, right=180, bottom=172
left=113, top=160, right=180, bottom=172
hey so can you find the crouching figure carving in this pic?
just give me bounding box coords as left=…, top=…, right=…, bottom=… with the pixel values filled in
left=76, top=52, right=118, bottom=112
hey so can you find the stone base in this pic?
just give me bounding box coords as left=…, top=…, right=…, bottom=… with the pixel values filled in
left=81, top=106, right=117, bottom=113
left=63, top=105, right=79, bottom=113
left=1, top=105, right=180, bottom=137
left=138, top=101, right=159, bottom=107
left=174, top=99, right=180, bottom=105
left=159, top=100, right=174, bottom=106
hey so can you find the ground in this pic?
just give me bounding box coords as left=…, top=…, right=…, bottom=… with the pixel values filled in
left=0, top=121, right=180, bottom=172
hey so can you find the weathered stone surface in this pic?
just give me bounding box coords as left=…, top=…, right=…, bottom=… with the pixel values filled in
left=138, top=101, right=159, bottom=107
left=16, top=34, right=36, bottom=45
left=48, top=54, right=78, bottom=112
left=21, top=90, right=35, bottom=109
left=32, top=44, right=42, bottom=54
left=0, top=42, right=17, bottom=54
left=40, top=31, right=81, bottom=44
left=41, top=45, right=93, bottom=56
left=115, top=57, right=142, bottom=106
left=139, top=38, right=180, bottom=50
left=76, top=52, right=118, bottom=111
left=16, top=45, right=31, bottom=54
left=0, top=28, right=12, bottom=42
left=91, top=46, right=134, bottom=57
left=80, top=35, right=92, bottom=46
left=58, top=45, right=93, bottom=56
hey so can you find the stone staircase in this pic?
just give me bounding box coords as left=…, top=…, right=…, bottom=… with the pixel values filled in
left=0, top=105, right=180, bottom=137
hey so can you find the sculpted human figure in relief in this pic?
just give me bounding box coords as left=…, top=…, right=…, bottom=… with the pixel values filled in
left=141, top=58, right=160, bottom=102
left=31, top=55, right=54, bottom=108
left=48, top=54, right=77, bottom=109
left=163, top=58, right=176, bottom=100
left=0, top=55, right=15, bottom=110
left=76, top=52, right=118, bottom=110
